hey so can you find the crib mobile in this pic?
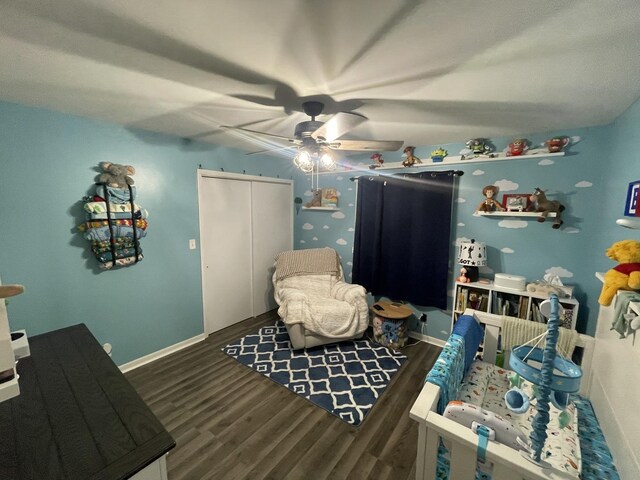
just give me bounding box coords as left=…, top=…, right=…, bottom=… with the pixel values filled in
left=77, top=163, right=148, bottom=270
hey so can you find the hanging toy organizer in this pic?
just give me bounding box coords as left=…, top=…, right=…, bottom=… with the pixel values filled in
left=79, top=183, right=148, bottom=269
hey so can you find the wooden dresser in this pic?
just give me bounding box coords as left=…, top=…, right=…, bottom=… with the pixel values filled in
left=0, top=324, right=175, bottom=479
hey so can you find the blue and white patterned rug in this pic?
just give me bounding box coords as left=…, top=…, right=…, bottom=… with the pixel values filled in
left=223, top=321, right=407, bottom=426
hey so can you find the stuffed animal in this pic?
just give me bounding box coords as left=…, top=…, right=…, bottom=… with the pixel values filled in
left=305, top=188, right=322, bottom=208
left=98, top=162, right=135, bottom=188
left=457, top=266, right=471, bottom=283
left=430, top=147, right=448, bottom=163
left=369, top=153, right=384, bottom=169
left=477, top=185, right=505, bottom=212
left=461, top=138, right=495, bottom=159
left=529, top=187, right=564, bottom=229
left=598, top=239, right=640, bottom=306
left=402, top=146, right=421, bottom=167
left=545, top=136, right=570, bottom=153
left=506, top=138, right=529, bottom=156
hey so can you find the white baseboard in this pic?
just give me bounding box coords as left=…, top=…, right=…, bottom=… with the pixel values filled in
left=119, top=334, right=206, bottom=373
left=408, top=331, right=447, bottom=348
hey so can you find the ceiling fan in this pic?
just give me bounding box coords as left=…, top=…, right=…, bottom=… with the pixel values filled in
left=221, top=101, right=404, bottom=172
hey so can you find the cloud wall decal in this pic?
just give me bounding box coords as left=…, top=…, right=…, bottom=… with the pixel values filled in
left=545, top=266, right=573, bottom=278
left=498, top=220, right=528, bottom=229
left=302, top=223, right=314, bottom=230
left=494, top=179, right=519, bottom=191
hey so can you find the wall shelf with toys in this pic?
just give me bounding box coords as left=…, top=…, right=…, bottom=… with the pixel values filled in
left=309, top=150, right=565, bottom=174
left=372, top=150, right=565, bottom=169
left=476, top=211, right=557, bottom=218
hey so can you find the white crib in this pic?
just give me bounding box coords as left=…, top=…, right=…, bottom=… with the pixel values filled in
left=409, top=308, right=599, bottom=480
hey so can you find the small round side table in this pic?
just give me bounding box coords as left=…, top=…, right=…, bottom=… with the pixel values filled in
left=371, top=301, right=412, bottom=350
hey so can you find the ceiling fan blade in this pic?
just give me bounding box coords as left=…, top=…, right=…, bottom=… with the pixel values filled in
left=328, top=139, right=404, bottom=152
left=246, top=145, right=297, bottom=156
left=220, top=125, right=297, bottom=143
left=311, top=112, right=367, bottom=142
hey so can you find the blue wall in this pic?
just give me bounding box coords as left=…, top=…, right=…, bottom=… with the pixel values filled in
left=293, top=103, right=640, bottom=339
left=2, top=97, right=638, bottom=365
left=0, top=101, right=293, bottom=365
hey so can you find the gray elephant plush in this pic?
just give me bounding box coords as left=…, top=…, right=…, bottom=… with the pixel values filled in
left=98, top=162, right=135, bottom=188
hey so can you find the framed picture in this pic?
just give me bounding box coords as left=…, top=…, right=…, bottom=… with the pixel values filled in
left=321, top=187, right=338, bottom=208
left=502, top=194, right=530, bottom=212
left=624, top=180, right=640, bottom=217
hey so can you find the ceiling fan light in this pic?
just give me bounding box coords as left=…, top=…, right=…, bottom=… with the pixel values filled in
left=320, top=151, right=336, bottom=170
left=294, top=150, right=314, bottom=173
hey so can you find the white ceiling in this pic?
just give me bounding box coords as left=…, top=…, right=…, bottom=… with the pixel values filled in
left=2, top=0, right=640, bottom=155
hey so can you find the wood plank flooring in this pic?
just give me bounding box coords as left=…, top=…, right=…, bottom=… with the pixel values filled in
left=125, top=311, right=441, bottom=480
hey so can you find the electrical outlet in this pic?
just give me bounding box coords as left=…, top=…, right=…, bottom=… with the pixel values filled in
left=420, top=313, right=427, bottom=323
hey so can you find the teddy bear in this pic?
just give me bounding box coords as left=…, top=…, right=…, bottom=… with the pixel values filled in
left=98, top=162, right=135, bottom=188
left=598, top=239, right=640, bottom=306
left=305, top=188, right=322, bottom=208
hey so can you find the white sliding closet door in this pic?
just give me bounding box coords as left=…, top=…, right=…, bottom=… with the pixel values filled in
left=199, top=172, right=292, bottom=336
left=200, top=177, right=254, bottom=334
left=251, top=181, right=293, bottom=316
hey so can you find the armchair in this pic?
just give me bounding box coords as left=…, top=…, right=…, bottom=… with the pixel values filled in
left=273, top=248, right=369, bottom=349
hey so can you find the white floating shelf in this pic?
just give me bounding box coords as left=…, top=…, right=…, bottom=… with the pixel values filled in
left=309, top=150, right=565, bottom=175
left=616, top=218, right=640, bottom=229
left=301, top=206, right=339, bottom=211
left=476, top=211, right=557, bottom=218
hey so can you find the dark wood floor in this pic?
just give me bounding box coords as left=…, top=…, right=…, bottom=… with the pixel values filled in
left=125, top=311, right=441, bottom=480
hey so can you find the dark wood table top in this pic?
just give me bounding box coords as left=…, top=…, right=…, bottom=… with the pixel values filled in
left=0, top=324, right=175, bottom=480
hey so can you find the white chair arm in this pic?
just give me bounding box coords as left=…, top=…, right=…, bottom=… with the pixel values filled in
left=331, top=282, right=367, bottom=303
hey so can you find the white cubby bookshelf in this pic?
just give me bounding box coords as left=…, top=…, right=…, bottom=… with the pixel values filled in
left=453, top=279, right=579, bottom=331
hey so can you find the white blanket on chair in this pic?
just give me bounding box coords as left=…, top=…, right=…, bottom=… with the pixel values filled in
left=274, top=274, right=368, bottom=338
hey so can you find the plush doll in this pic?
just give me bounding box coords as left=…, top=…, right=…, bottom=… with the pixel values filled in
left=529, top=187, right=564, bottom=229
left=598, top=239, right=640, bottom=306
left=402, top=146, right=421, bottom=167
left=506, top=138, right=529, bottom=156
left=369, top=153, right=384, bottom=169
left=305, top=188, right=322, bottom=208
left=457, top=266, right=472, bottom=283
left=98, top=162, right=135, bottom=188
left=476, top=185, right=505, bottom=212
left=545, top=136, right=570, bottom=153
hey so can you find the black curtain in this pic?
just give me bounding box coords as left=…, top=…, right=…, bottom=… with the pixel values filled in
left=352, top=171, right=455, bottom=308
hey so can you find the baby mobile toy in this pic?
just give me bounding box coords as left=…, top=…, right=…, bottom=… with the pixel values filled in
left=504, top=295, right=583, bottom=465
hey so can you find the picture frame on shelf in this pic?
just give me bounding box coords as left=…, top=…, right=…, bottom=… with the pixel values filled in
left=502, top=193, right=531, bottom=212
left=321, top=187, right=338, bottom=208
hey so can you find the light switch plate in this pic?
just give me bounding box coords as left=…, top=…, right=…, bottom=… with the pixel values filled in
left=189, top=239, right=197, bottom=250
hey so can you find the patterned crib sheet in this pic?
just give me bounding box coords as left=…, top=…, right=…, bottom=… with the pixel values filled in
left=457, top=360, right=581, bottom=477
